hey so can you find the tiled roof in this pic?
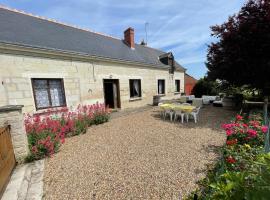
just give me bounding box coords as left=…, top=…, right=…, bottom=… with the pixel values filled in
left=0, top=6, right=185, bottom=71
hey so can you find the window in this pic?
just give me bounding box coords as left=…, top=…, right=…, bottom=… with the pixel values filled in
left=129, top=79, right=141, bottom=98
left=158, top=79, right=165, bottom=95
left=32, top=79, right=66, bottom=110
left=175, top=80, right=180, bottom=93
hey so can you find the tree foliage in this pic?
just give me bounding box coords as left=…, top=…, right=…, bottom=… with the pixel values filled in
left=191, top=77, right=219, bottom=97
left=207, top=0, right=270, bottom=93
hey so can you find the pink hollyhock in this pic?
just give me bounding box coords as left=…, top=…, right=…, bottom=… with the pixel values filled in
left=261, top=126, right=268, bottom=133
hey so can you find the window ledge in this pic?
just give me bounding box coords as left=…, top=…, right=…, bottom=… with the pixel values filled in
left=34, top=106, right=68, bottom=115
left=174, top=92, right=180, bottom=95
left=129, top=97, right=142, bottom=102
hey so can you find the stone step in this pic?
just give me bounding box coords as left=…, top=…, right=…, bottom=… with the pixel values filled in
left=1, top=163, right=31, bottom=200
left=25, top=160, right=44, bottom=200
left=1, top=160, right=44, bottom=200
left=18, top=164, right=32, bottom=200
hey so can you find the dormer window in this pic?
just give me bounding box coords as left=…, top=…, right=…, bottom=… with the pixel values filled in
left=159, top=52, right=175, bottom=74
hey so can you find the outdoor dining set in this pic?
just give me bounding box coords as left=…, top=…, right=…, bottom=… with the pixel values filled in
left=158, top=102, right=201, bottom=123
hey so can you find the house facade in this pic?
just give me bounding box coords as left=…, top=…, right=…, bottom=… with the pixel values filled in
left=0, top=7, right=185, bottom=113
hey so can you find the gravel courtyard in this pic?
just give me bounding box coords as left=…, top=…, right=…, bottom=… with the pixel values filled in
left=43, top=106, right=234, bottom=200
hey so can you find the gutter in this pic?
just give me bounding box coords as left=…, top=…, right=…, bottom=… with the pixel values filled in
left=0, top=41, right=185, bottom=72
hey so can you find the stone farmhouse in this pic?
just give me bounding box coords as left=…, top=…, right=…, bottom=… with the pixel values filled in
left=0, top=6, right=186, bottom=113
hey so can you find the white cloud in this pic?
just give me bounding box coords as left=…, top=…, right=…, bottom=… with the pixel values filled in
left=0, top=0, right=246, bottom=77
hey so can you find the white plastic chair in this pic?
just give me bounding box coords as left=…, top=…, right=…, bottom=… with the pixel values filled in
left=187, top=107, right=201, bottom=123
left=174, top=110, right=185, bottom=123
left=164, top=108, right=174, bottom=121
left=158, top=103, right=165, bottom=117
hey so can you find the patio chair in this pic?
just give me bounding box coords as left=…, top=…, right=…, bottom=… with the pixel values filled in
left=179, top=96, right=187, bottom=103
left=192, top=98, right=203, bottom=108
left=187, top=107, right=201, bottom=123
left=158, top=103, right=165, bottom=117
left=163, top=108, right=174, bottom=121
left=174, top=110, right=185, bottom=123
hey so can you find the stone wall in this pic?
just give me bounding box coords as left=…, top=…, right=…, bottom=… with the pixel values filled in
left=0, top=105, right=28, bottom=162
left=0, top=53, right=185, bottom=113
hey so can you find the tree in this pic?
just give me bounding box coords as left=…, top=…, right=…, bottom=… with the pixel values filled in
left=191, top=77, right=219, bottom=98
left=206, top=0, right=270, bottom=151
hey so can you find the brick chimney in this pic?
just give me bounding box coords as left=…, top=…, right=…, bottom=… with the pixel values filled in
left=124, top=27, right=135, bottom=49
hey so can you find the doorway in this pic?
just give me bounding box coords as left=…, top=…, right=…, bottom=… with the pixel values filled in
left=103, top=79, right=121, bottom=109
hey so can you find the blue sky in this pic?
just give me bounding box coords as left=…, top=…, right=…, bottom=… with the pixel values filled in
left=0, top=0, right=246, bottom=79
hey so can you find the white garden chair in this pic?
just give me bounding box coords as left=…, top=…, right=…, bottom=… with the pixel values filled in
left=174, top=109, right=185, bottom=123
left=158, top=103, right=165, bottom=117
left=163, top=108, right=174, bottom=121
left=187, top=107, right=201, bottom=123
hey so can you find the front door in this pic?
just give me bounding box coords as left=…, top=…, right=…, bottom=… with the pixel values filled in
left=103, top=79, right=120, bottom=109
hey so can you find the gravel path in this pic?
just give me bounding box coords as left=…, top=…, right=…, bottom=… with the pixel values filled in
left=43, top=106, right=234, bottom=200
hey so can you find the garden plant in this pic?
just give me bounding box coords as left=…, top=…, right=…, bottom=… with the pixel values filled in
left=24, top=103, right=110, bottom=161
left=187, top=113, right=270, bottom=199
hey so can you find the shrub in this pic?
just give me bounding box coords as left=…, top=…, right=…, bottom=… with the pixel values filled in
left=186, top=113, right=270, bottom=199
left=221, top=114, right=267, bottom=147
left=24, top=103, right=110, bottom=161
left=191, top=77, right=220, bottom=97
left=24, top=115, right=65, bottom=161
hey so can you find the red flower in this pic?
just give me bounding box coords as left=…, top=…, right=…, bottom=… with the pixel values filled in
left=31, top=146, right=38, bottom=154
left=242, top=123, right=248, bottom=128
left=261, top=125, right=268, bottom=133
left=226, top=129, right=233, bottom=136
left=226, top=156, right=236, bottom=164
left=236, top=114, right=243, bottom=121
left=247, top=129, right=257, bottom=137
left=226, top=139, right=237, bottom=145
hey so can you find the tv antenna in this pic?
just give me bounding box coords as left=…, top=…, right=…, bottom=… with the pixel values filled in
left=145, top=22, right=149, bottom=45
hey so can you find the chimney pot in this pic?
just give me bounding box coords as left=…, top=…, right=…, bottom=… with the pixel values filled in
left=124, top=27, right=135, bottom=49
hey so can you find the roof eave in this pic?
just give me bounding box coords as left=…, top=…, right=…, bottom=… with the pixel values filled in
left=0, top=41, right=176, bottom=71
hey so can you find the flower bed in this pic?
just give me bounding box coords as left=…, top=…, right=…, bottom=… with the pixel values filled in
left=186, top=113, right=270, bottom=199
left=24, top=103, right=110, bottom=161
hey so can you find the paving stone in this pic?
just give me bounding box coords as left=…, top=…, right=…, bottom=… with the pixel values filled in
left=1, top=160, right=45, bottom=200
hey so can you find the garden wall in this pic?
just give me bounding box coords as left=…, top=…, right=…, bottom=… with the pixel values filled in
left=0, top=105, right=28, bottom=162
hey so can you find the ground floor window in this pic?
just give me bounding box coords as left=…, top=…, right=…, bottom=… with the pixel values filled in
left=158, top=79, right=165, bottom=95
left=32, top=78, right=66, bottom=110
left=129, top=79, right=141, bottom=98
left=175, top=80, right=180, bottom=93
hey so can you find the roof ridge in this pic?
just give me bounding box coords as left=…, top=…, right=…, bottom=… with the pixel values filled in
left=136, top=43, right=165, bottom=53
left=0, top=4, right=121, bottom=41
